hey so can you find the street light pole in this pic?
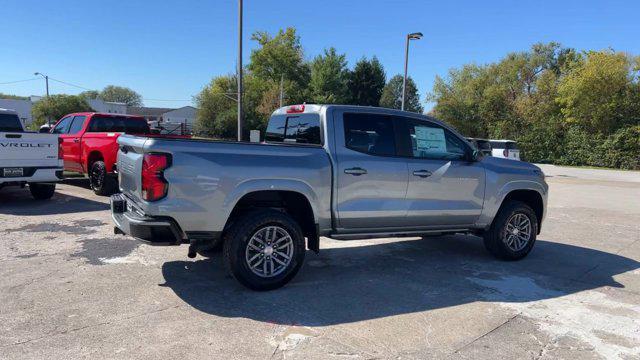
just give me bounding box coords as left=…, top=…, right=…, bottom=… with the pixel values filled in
left=237, top=0, right=243, bottom=141
left=34, top=72, right=51, bottom=125
left=401, top=32, right=423, bottom=111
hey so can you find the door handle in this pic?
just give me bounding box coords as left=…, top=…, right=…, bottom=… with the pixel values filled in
left=412, top=170, right=432, bottom=178
left=344, top=167, right=367, bottom=176
left=73, top=139, right=80, bottom=143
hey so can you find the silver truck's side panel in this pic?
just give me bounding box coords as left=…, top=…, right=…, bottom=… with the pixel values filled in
left=476, top=156, right=548, bottom=228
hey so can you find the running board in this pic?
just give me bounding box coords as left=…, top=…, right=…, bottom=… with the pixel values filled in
left=329, top=228, right=470, bottom=240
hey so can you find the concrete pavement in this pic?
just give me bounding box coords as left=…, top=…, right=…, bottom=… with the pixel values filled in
left=0, top=166, right=639, bottom=359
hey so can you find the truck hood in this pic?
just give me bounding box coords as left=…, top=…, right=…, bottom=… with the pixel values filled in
left=480, top=156, right=543, bottom=175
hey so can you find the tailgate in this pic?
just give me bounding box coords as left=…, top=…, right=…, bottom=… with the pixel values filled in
left=117, top=134, right=148, bottom=202
left=0, top=132, right=59, bottom=167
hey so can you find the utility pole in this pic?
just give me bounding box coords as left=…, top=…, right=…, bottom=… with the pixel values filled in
left=237, top=0, right=243, bottom=141
left=34, top=72, right=51, bottom=125
left=401, top=32, right=423, bottom=111
left=279, top=74, right=284, bottom=107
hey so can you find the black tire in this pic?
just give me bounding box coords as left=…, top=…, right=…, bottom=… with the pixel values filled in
left=483, top=200, right=538, bottom=260
left=223, top=209, right=306, bottom=291
left=89, top=161, right=117, bottom=196
left=29, top=183, right=56, bottom=200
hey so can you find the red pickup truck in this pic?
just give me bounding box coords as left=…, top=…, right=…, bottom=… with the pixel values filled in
left=51, top=112, right=152, bottom=195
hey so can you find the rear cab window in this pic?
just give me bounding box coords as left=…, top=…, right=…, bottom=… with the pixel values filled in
left=88, top=115, right=150, bottom=134
left=490, top=141, right=518, bottom=150
left=265, top=114, right=321, bottom=145
left=0, top=113, right=24, bottom=132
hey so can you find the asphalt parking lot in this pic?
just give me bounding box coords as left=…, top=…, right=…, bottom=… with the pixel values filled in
left=1, top=165, right=639, bottom=359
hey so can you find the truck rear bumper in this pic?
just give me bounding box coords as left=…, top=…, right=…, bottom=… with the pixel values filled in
left=111, top=193, right=185, bottom=246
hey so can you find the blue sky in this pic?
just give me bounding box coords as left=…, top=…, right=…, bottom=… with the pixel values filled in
left=1, top=0, right=638, bottom=109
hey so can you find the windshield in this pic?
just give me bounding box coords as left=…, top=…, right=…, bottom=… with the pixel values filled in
left=0, top=113, right=24, bottom=132
left=88, top=116, right=150, bottom=134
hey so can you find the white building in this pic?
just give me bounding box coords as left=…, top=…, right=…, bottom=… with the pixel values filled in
left=0, top=99, right=33, bottom=126
left=128, top=105, right=197, bottom=135
left=0, top=96, right=127, bottom=127
left=86, top=99, right=127, bottom=114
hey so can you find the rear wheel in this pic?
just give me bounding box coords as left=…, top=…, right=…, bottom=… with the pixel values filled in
left=483, top=200, right=538, bottom=260
left=90, top=161, right=117, bottom=196
left=29, top=183, right=56, bottom=200
left=223, top=209, right=305, bottom=291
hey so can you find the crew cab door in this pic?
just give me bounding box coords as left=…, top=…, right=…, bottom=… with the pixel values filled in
left=66, top=115, right=87, bottom=171
left=398, top=118, right=485, bottom=227
left=333, top=110, right=409, bottom=229
left=53, top=116, right=77, bottom=171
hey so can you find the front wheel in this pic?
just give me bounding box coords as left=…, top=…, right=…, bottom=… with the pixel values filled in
left=483, top=200, right=538, bottom=260
left=223, top=209, right=306, bottom=291
left=90, top=161, right=117, bottom=196
left=29, top=183, right=56, bottom=200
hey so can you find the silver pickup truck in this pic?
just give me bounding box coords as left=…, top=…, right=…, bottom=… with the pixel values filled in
left=112, top=104, right=548, bottom=290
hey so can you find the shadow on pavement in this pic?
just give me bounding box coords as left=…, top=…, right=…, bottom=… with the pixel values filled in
left=0, top=184, right=108, bottom=216
left=160, top=235, right=639, bottom=326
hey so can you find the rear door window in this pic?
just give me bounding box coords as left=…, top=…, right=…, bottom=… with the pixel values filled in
left=0, top=113, right=23, bottom=132
left=343, top=113, right=397, bottom=156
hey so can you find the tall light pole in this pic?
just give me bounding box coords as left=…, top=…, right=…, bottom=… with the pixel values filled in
left=237, top=0, right=243, bottom=141
left=34, top=72, right=51, bottom=125
left=401, top=32, right=422, bottom=111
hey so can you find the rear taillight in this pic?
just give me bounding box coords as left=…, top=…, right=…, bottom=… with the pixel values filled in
left=503, top=149, right=509, bottom=157
left=141, top=153, right=171, bottom=201
left=58, top=137, right=63, bottom=160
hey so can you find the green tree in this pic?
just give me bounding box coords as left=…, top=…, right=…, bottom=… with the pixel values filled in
left=249, top=27, right=310, bottom=97
left=348, top=57, right=386, bottom=106
left=99, top=85, right=143, bottom=106
left=0, top=93, right=28, bottom=100
left=79, top=90, right=100, bottom=99
left=380, top=75, right=423, bottom=113
left=31, top=95, right=94, bottom=128
left=557, top=50, right=638, bottom=134
left=309, top=47, right=350, bottom=104
left=194, top=73, right=271, bottom=139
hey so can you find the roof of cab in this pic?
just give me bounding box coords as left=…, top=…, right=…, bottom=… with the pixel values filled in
left=0, top=108, right=18, bottom=115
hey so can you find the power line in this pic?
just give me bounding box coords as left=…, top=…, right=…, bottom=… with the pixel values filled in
left=3, top=75, right=194, bottom=103
left=0, top=78, right=39, bottom=85
left=48, top=77, right=95, bottom=91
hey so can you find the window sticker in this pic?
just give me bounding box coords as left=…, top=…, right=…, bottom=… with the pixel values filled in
left=414, top=126, right=446, bottom=153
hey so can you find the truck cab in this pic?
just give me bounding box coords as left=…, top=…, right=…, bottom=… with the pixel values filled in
left=51, top=112, right=150, bottom=195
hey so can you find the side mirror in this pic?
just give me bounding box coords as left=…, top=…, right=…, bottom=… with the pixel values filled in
left=39, top=125, right=51, bottom=133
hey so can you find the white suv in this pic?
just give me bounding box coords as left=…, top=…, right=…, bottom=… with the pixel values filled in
left=490, top=140, right=520, bottom=161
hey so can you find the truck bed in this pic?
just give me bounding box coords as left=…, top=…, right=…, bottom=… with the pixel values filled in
left=116, top=134, right=333, bottom=236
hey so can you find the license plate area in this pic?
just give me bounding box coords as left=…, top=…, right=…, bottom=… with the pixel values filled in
left=3, top=168, right=23, bottom=177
